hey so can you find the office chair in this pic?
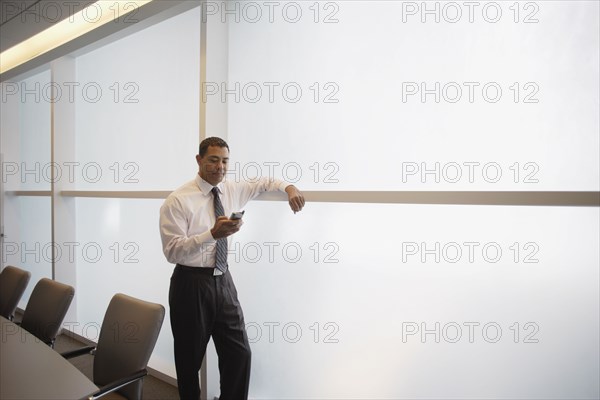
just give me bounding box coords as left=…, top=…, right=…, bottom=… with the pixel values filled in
left=0, top=265, right=31, bottom=321
left=20, top=278, right=74, bottom=348
left=62, top=293, right=165, bottom=400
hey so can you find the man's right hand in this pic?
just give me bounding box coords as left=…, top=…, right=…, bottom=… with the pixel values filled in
left=211, top=216, right=243, bottom=239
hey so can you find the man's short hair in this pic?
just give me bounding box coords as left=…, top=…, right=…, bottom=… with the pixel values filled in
left=199, top=137, right=229, bottom=157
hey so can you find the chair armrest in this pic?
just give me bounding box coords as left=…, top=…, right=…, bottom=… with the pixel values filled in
left=87, top=369, right=147, bottom=400
left=60, top=346, right=96, bottom=359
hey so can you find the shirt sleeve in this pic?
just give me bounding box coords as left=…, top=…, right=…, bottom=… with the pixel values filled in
left=235, top=177, right=289, bottom=206
left=159, top=196, right=216, bottom=265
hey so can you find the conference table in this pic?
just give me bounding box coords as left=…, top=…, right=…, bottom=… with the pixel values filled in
left=0, top=316, right=98, bottom=400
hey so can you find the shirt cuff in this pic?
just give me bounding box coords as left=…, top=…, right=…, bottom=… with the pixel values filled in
left=279, top=181, right=291, bottom=192
left=199, top=230, right=217, bottom=244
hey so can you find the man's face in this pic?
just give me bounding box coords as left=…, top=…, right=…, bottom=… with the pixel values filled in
left=197, top=145, right=229, bottom=186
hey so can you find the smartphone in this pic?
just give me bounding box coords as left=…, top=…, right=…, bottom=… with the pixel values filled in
left=230, top=210, right=245, bottom=220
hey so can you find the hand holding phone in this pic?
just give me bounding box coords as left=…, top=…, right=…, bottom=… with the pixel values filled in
left=230, top=210, right=245, bottom=220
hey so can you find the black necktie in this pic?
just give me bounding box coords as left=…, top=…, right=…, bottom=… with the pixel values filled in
left=212, top=187, right=228, bottom=273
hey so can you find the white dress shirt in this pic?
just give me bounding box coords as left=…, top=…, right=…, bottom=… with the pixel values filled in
left=160, top=174, right=288, bottom=269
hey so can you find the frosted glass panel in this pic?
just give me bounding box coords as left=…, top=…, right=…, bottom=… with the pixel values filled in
left=227, top=1, right=599, bottom=191
left=1, top=69, right=52, bottom=304
left=75, top=198, right=174, bottom=375
left=74, top=7, right=200, bottom=190
left=206, top=201, right=599, bottom=399
left=1, top=69, right=51, bottom=191
left=1, top=197, right=52, bottom=305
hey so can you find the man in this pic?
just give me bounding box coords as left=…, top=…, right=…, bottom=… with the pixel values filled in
left=159, top=137, right=305, bottom=400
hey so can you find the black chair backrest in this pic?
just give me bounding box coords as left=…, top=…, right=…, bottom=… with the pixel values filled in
left=20, top=278, right=74, bottom=346
left=0, top=265, right=31, bottom=320
left=94, top=293, right=165, bottom=400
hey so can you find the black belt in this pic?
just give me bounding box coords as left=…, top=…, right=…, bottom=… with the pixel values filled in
left=176, top=264, right=217, bottom=276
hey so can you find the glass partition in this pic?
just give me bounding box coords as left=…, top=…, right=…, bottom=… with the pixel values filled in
left=1, top=196, right=52, bottom=304
left=74, top=7, right=200, bottom=191
left=227, top=1, right=599, bottom=191
left=1, top=69, right=52, bottom=304
left=74, top=197, right=174, bottom=375
left=70, top=5, right=202, bottom=375
left=218, top=3, right=600, bottom=396
left=206, top=201, right=598, bottom=399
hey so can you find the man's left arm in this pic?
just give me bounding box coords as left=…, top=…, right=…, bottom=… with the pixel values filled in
left=235, top=178, right=305, bottom=213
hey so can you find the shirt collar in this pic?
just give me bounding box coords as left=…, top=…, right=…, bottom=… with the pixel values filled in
left=195, top=174, right=222, bottom=195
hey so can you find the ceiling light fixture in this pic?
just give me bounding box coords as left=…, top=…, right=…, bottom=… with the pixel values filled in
left=0, top=0, right=154, bottom=74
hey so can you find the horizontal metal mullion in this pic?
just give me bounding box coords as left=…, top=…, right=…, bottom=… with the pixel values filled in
left=51, top=190, right=600, bottom=206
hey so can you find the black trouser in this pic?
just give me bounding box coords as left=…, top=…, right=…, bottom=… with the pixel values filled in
left=169, top=265, right=251, bottom=400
